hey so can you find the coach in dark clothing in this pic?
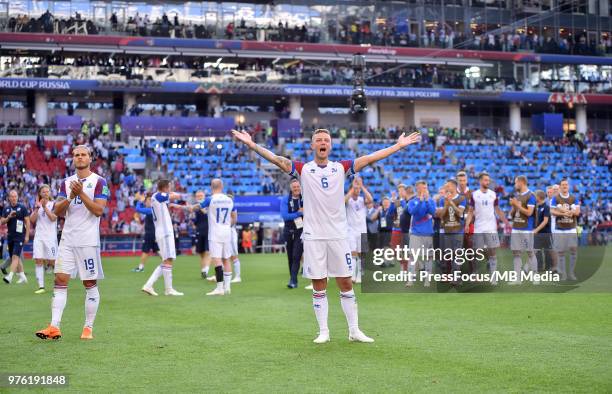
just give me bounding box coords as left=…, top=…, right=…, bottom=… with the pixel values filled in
left=399, top=202, right=412, bottom=244
left=1, top=190, right=30, bottom=283
left=193, top=206, right=209, bottom=252
left=192, top=190, right=210, bottom=278
left=366, top=201, right=379, bottom=254
left=397, top=185, right=415, bottom=247
left=534, top=190, right=552, bottom=271
left=373, top=197, right=396, bottom=249
left=281, top=179, right=303, bottom=289
left=132, top=196, right=159, bottom=272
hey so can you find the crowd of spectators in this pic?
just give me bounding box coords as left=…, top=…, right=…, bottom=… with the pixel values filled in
left=335, top=20, right=611, bottom=56
left=5, top=52, right=611, bottom=95
left=4, top=11, right=611, bottom=56
left=0, top=54, right=517, bottom=92
left=1, top=123, right=610, bottom=240
left=0, top=127, right=149, bottom=237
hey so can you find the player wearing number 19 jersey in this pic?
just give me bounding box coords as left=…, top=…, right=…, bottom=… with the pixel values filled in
left=36, top=145, right=109, bottom=340
left=233, top=127, right=421, bottom=344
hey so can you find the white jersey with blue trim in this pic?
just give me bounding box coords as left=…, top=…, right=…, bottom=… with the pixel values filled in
left=58, top=172, right=109, bottom=247
left=200, top=193, right=235, bottom=242
left=346, top=195, right=367, bottom=234
left=34, top=201, right=58, bottom=242
left=470, top=189, right=499, bottom=233
left=151, top=192, right=174, bottom=238
left=289, top=159, right=355, bottom=240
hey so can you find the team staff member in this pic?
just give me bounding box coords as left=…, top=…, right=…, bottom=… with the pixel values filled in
left=193, top=190, right=212, bottom=279
left=398, top=185, right=415, bottom=274
left=533, top=190, right=552, bottom=272
left=1, top=199, right=9, bottom=274
left=131, top=194, right=159, bottom=273
left=371, top=197, right=396, bottom=266
left=281, top=179, right=304, bottom=289
left=406, top=180, right=436, bottom=287
left=436, top=179, right=467, bottom=276
left=365, top=200, right=379, bottom=253
left=2, top=190, right=30, bottom=284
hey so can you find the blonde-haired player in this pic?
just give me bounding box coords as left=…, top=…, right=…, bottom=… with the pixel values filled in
left=233, top=127, right=420, bottom=343
left=35, top=145, right=109, bottom=340
left=141, top=179, right=185, bottom=296
left=192, top=179, right=237, bottom=296
left=30, top=184, right=58, bottom=294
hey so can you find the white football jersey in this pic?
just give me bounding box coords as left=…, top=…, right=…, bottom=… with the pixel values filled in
left=34, top=201, right=57, bottom=242
left=346, top=195, right=367, bottom=234
left=201, top=193, right=235, bottom=242
left=59, top=172, right=109, bottom=247
left=289, top=160, right=355, bottom=240
left=470, top=189, right=499, bottom=233
left=152, top=192, right=174, bottom=238
left=548, top=198, right=556, bottom=231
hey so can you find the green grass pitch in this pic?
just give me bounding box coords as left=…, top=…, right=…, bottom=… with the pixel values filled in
left=1, top=251, right=611, bottom=393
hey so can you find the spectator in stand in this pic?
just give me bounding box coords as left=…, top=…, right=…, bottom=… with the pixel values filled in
left=5, top=10, right=605, bottom=56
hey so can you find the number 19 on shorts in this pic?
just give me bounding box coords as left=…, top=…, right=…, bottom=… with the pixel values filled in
left=84, top=258, right=95, bottom=272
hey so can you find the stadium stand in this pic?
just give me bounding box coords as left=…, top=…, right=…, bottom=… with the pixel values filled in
left=3, top=11, right=610, bottom=56
left=2, top=55, right=611, bottom=95
left=1, top=128, right=610, bottom=237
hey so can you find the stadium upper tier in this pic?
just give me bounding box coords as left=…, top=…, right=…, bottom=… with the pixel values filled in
left=2, top=55, right=611, bottom=95
left=1, top=31, right=611, bottom=67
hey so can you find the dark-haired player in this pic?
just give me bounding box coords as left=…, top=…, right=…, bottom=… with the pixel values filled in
left=465, top=172, right=509, bottom=284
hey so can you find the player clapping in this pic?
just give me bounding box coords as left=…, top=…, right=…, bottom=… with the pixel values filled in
left=406, top=180, right=436, bottom=287
left=30, top=185, right=58, bottom=293
left=35, top=145, right=109, bottom=340
left=345, top=176, right=373, bottom=284
left=508, top=175, right=538, bottom=285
